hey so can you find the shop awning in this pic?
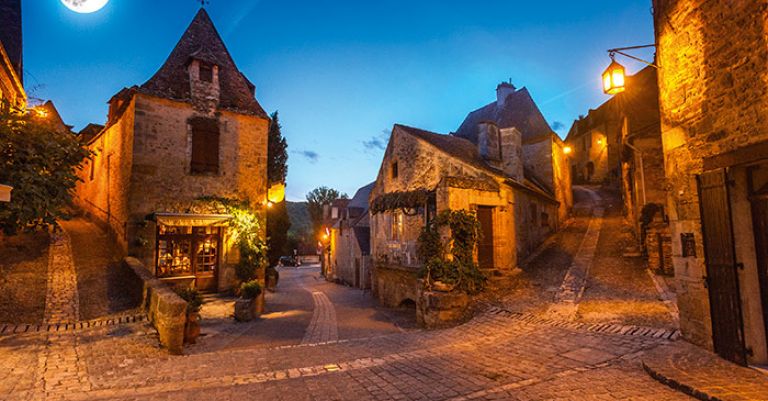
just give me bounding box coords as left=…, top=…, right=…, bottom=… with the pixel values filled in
left=152, top=212, right=233, bottom=227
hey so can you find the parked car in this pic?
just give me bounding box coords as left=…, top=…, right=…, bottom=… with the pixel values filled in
left=279, top=256, right=298, bottom=267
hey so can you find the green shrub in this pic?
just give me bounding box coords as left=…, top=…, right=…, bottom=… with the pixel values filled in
left=174, top=287, right=203, bottom=314
left=240, top=280, right=262, bottom=299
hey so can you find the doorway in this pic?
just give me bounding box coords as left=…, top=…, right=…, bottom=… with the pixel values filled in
left=476, top=206, right=494, bottom=269
left=156, top=225, right=221, bottom=292
left=749, top=167, right=768, bottom=358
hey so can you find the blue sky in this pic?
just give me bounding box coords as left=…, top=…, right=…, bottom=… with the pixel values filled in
left=24, top=0, right=656, bottom=201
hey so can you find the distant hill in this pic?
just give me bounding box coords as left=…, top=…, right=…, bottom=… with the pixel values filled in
left=287, top=201, right=312, bottom=238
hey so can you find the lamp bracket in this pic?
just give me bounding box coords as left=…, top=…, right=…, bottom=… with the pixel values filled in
left=606, top=44, right=659, bottom=69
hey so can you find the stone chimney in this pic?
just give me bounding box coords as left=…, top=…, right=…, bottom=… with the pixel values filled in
left=499, top=127, right=523, bottom=181
left=496, top=82, right=517, bottom=108
left=188, top=58, right=220, bottom=114
left=477, top=122, right=502, bottom=167
left=0, top=0, right=23, bottom=82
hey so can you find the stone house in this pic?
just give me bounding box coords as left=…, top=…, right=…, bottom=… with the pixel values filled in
left=370, top=123, right=561, bottom=308
left=456, top=82, right=573, bottom=223
left=653, top=0, right=768, bottom=366
left=320, top=198, right=349, bottom=278
left=328, top=182, right=374, bottom=289
left=567, top=67, right=669, bottom=267
left=74, top=9, right=270, bottom=293
left=0, top=0, right=24, bottom=109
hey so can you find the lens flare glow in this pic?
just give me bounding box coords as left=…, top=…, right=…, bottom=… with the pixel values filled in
left=61, top=0, right=109, bottom=14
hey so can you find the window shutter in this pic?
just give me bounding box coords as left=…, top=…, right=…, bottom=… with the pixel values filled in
left=190, top=118, right=220, bottom=174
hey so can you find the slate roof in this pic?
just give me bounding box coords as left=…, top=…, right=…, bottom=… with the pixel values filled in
left=394, top=124, right=557, bottom=203
left=454, top=87, right=554, bottom=143
left=348, top=182, right=375, bottom=211
left=0, top=0, right=22, bottom=83
left=138, top=9, right=267, bottom=118
left=353, top=226, right=371, bottom=256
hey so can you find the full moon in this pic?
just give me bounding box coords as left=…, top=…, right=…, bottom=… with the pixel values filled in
left=61, top=0, right=109, bottom=14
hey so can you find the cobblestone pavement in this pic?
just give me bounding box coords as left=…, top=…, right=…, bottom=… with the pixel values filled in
left=302, top=291, right=339, bottom=344
left=43, top=230, right=79, bottom=324
left=0, top=232, right=49, bottom=324
left=0, top=308, right=694, bottom=401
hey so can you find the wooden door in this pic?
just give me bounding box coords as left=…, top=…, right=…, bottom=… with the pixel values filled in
left=698, top=169, right=747, bottom=365
left=750, top=190, right=768, bottom=354
left=476, top=206, right=494, bottom=269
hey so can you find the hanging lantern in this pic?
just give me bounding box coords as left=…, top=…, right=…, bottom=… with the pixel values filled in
left=602, top=57, right=626, bottom=95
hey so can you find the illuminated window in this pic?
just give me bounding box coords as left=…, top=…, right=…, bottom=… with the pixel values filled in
left=390, top=211, right=404, bottom=242
left=156, top=225, right=220, bottom=279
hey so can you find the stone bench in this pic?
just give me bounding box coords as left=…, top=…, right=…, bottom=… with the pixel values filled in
left=123, top=257, right=187, bottom=355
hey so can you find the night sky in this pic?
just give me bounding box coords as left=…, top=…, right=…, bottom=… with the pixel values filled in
left=24, top=0, right=655, bottom=200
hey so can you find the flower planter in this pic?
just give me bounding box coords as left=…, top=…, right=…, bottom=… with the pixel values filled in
left=234, top=298, right=255, bottom=322
left=416, top=289, right=469, bottom=329
left=184, top=312, right=201, bottom=344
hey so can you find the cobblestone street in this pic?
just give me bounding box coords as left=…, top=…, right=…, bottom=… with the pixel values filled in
left=0, top=262, right=697, bottom=401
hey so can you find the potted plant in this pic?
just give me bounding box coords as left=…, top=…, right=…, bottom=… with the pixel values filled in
left=234, top=280, right=263, bottom=321
left=175, top=287, right=204, bottom=344
left=265, top=266, right=279, bottom=291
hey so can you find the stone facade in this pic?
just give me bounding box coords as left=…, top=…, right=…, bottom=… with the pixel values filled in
left=370, top=124, right=560, bottom=310
left=0, top=0, right=24, bottom=109
left=653, top=0, right=768, bottom=365
left=329, top=183, right=373, bottom=289
left=75, top=9, right=269, bottom=293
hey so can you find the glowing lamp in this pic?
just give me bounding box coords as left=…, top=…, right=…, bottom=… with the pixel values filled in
left=0, top=184, right=12, bottom=202
left=267, top=183, right=286, bottom=204
left=602, top=59, right=626, bottom=95
left=563, top=146, right=572, bottom=155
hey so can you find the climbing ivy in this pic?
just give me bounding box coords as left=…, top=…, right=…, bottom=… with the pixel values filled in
left=370, top=189, right=432, bottom=215
left=196, top=196, right=268, bottom=282
left=417, top=210, right=486, bottom=294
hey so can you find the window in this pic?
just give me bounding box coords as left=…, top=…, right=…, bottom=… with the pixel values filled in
left=391, top=161, right=399, bottom=179
left=89, top=158, right=95, bottom=181
left=390, top=211, right=404, bottom=242
left=199, top=63, right=213, bottom=83
left=190, top=117, right=220, bottom=174
left=156, top=225, right=220, bottom=279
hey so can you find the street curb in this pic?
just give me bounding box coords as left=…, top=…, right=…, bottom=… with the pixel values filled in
left=0, top=312, right=147, bottom=336
left=642, top=361, right=721, bottom=401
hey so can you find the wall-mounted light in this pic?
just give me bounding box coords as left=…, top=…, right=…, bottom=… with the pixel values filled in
left=602, top=44, right=658, bottom=96
left=563, top=146, right=573, bottom=155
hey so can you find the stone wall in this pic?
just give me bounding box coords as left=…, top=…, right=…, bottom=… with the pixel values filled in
left=653, top=0, right=768, bottom=358
left=331, top=225, right=370, bottom=289
left=75, top=98, right=137, bottom=251
left=523, top=134, right=573, bottom=223
left=373, top=265, right=419, bottom=307
left=123, top=257, right=187, bottom=355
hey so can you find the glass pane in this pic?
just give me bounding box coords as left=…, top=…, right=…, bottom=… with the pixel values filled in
left=196, top=237, right=218, bottom=275
left=157, top=239, right=193, bottom=277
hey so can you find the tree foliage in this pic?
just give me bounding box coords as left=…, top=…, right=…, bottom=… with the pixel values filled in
left=0, top=105, right=91, bottom=235
left=266, top=111, right=291, bottom=266
left=306, top=186, right=348, bottom=235
left=267, top=111, right=288, bottom=186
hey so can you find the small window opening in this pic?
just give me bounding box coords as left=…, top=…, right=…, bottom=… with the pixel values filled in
left=391, top=161, right=399, bottom=179
left=199, top=63, right=213, bottom=83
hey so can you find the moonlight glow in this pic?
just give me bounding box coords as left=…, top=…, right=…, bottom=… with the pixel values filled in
left=61, top=0, right=109, bottom=14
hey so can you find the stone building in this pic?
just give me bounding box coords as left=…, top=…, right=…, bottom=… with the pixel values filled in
left=74, top=9, right=270, bottom=293
left=0, top=0, right=25, bottom=109
left=653, top=0, right=768, bottom=366
left=456, top=82, right=573, bottom=223
left=370, top=123, right=560, bottom=308
left=567, top=67, right=668, bottom=265
left=329, top=182, right=374, bottom=289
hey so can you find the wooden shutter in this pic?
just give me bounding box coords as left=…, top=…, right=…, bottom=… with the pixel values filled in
left=697, top=168, right=747, bottom=365
left=190, top=118, right=220, bottom=174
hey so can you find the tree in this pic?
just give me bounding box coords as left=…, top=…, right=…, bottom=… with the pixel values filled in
left=266, top=111, right=290, bottom=267
left=0, top=105, right=91, bottom=235
left=306, top=186, right=348, bottom=235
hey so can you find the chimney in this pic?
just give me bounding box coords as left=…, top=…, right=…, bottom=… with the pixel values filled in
left=0, top=0, right=23, bottom=83
left=477, top=122, right=501, bottom=167
left=496, top=81, right=516, bottom=108
left=499, top=127, right=523, bottom=181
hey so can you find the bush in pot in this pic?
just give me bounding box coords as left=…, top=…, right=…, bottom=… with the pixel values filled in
left=235, top=280, right=263, bottom=321
left=175, top=287, right=204, bottom=344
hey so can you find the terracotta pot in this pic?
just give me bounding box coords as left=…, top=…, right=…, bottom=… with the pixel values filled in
left=184, top=312, right=201, bottom=344
left=234, top=298, right=254, bottom=322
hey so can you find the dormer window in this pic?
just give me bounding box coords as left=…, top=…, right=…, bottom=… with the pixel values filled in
left=199, top=63, right=213, bottom=83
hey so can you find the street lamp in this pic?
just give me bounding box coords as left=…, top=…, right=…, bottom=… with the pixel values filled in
left=602, top=57, right=626, bottom=95
left=563, top=146, right=573, bottom=155
left=602, top=44, right=658, bottom=95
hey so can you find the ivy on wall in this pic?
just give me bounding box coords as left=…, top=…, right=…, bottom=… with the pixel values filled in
left=370, top=189, right=433, bottom=215
left=417, top=210, right=486, bottom=294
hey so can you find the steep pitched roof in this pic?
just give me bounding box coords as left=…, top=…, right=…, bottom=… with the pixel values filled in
left=138, top=9, right=267, bottom=118
left=455, top=87, right=553, bottom=143
left=394, top=124, right=557, bottom=202
left=348, top=182, right=375, bottom=211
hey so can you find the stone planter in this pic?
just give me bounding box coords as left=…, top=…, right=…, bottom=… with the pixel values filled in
left=184, top=312, right=201, bottom=344
left=234, top=294, right=265, bottom=322
left=416, top=289, right=469, bottom=329
left=266, top=273, right=278, bottom=292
